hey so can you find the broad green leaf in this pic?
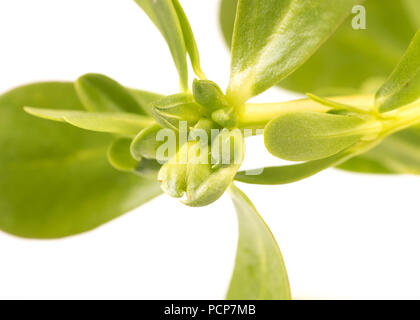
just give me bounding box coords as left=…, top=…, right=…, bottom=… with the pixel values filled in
left=264, top=112, right=368, bottom=161
left=0, top=82, right=161, bottom=238
left=227, top=0, right=362, bottom=105
left=24, top=108, right=154, bottom=136
left=130, top=88, right=164, bottom=114
left=227, top=184, right=291, bottom=300
left=338, top=126, right=420, bottom=174
left=134, top=0, right=189, bottom=91
left=108, top=138, right=138, bottom=171
left=376, top=30, right=420, bottom=113
left=219, top=0, right=237, bottom=49
left=235, top=151, right=348, bottom=185
left=336, top=155, right=397, bottom=174
left=171, top=0, right=206, bottom=79
left=221, top=0, right=417, bottom=96
left=75, top=73, right=147, bottom=114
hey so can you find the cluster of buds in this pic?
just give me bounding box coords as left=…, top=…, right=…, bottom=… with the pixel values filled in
left=130, top=80, right=245, bottom=206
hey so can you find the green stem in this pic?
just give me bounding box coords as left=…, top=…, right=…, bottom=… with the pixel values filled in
left=382, top=102, right=420, bottom=135
left=237, top=99, right=330, bottom=130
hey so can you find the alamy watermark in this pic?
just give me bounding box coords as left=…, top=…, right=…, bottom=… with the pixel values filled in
left=352, top=5, right=366, bottom=30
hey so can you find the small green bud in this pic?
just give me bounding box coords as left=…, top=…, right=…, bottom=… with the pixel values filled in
left=151, top=93, right=207, bottom=130
left=211, top=128, right=245, bottom=169
left=157, top=142, right=190, bottom=198
left=182, top=165, right=240, bottom=208
left=182, top=130, right=244, bottom=207
left=186, top=158, right=213, bottom=201
left=211, top=107, right=238, bottom=129
left=158, top=162, right=187, bottom=198
left=189, top=118, right=218, bottom=145
left=76, top=73, right=145, bottom=114
left=131, top=124, right=163, bottom=161
left=193, top=79, right=229, bottom=111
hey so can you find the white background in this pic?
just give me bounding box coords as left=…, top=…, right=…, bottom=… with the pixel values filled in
left=1, top=0, right=420, bottom=300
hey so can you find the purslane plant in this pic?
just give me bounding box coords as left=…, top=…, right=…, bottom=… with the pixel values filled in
left=1, top=0, right=420, bottom=299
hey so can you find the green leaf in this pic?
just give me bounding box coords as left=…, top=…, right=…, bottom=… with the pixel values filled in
left=376, top=30, right=420, bottom=113
left=264, top=112, right=368, bottom=161
left=75, top=73, right=147, bottom=114
left=134, top=0, right=189, bottom=91
left=227, top=184, right=291, bottom=300
left=220, top=0, right=417, bottom=96
left=171, top=0, right=206, bottom=79
left=130, top=88, right=164, bottom=114
left=0, top=82, right=161, bottom=238
left=227, top=0, right=362, bottom=105
left=336, top=155, right=397, bottom=174
left=134, top=158, right=162, bottom=178
left=24, top=108, right=154, bottom=136
left=131, top=124, right=164, bottom=160
left=219, top=0, right=237, bottom=49
left=108, top=138, right=138, bottom=171
left=151, top=93, right=207, bottom=130
left=235, top=151, right=349, bottom=185
left=338, top=126, right=420, bottom=174
left=403, top=0, right=420, bottom=29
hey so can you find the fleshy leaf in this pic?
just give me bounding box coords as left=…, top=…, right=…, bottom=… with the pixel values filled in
left=235, top=151, right=349, bottom=185
left=171, top=0, right=206, bottom=79
left=227, top=0, right=363, bottom=105
left=0, top=82, right=161, bottom=238
left=75, top=73, right=147, bottom=114
left=108, top=138, right=138, bottom=171
left=134, top=0, right=189, bottom=91
left=227, top=184, right=291, bottom=300
left=24, top=107, right=154, bottom=136
left=264, top=112, right=369, bottom=161
left=221, top=0, right=417, bottom=96
left=376, top=30, right=420, bottom=113
left=403, top=0, right=420, bottom=29
left=151, top=93, right=207, bottom=130
left=129, top=88, right=164, bottom=115
left=131, top=124, right=164, bottom=161
left=338, top=126, right=420, bottom=174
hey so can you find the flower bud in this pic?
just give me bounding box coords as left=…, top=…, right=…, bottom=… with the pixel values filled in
left=130, top=124, right=163, bottom=161
left=182, top=165, right=241, bottom=207
left=157, top=142, right=190, bottom=198
left=182, top=130, right=245, bottom=207
left=189, top=118, right=218, bottom=145
left=211, top=107, right=238, bottom=129
left=211, top=128, right=244, bottom=168
left=151, top=93, right=207, bottom=131
left=193, top=79, right=229, bottom=111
